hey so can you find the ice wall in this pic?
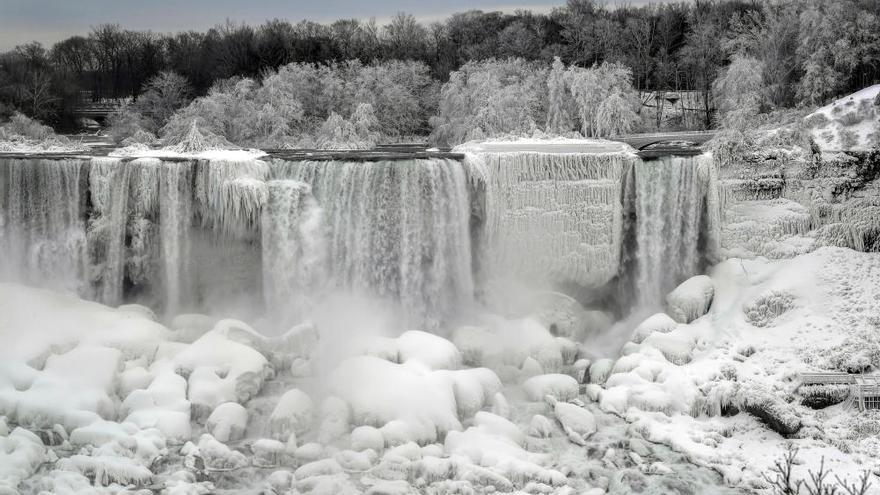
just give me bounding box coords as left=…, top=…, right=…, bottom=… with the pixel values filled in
left=471, top=151, right=634, bottom=291
left=465, top=146, right=721, bottom=314
left=0, top=149, right=722, bottom=328
left=0, top=158, right=89, bottom=293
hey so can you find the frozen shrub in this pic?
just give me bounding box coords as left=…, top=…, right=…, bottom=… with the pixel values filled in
left=822, top=336, right=880, bottom=373
left=2, top=112, right=54, bottom=139
left=744, top=290, right=796, bottom=327
left=844, top=410, right=880, bottom=439
left=162, top=119, right=235, bottom=153
left=838, top=111, right=863, bottom=127
left=107, top=104, right=153, bottom=143
left=804, top=112, right=829, bottom=129
left=737, top=386, right=801, bottom=436
left=799, top=384, right=849, bottom=409
left=838, top=128, right=858, bottom=149
left=0, top=112, right=82, bottom=152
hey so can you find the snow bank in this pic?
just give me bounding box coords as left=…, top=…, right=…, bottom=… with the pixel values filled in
left=806, top=84, right=880, bottom=151
left=665, top=275, right=714, bottom=323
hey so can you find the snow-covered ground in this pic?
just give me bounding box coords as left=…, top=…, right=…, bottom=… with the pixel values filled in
left=0, top=236, right=878, bottom=493
left=806, top=84, right=880, bottom=152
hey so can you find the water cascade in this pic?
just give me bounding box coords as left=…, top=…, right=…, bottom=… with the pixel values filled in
left=0, top=149, right=721, bottom=328
left=0, top=158, right=88, bottom=293
left=261, top=180, right=327, bottom=326
left=630, top=154, right=722, bottom=309
left=270, top=159, right=475, bottom=329
left=159, top=160, right=194, bottom=316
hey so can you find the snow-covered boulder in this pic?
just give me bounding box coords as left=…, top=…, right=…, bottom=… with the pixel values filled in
left=328, top=356, right=462, bottom=445
left=522, top=374, right=579, bottom=402
left=631, top=313, right=678, bottom=344
left=665, top=275, right=714, bottom=323
left=173, top=328, right=271, bottom=416
left=269, top=389, right=315, bottom=440
left=206, top=402, right=248, bottom=442
left=122, top=369, right=192, bottom=440
left=395, top=331, right=462, bottom=370
left=640, top=331, right=696, bottom=365
left=351, top=425, right=384, bottom=452
left=549, top=398, right=596, bottom=445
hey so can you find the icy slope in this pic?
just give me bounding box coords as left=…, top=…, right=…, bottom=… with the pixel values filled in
left=806, top=84, right=880, bottom=152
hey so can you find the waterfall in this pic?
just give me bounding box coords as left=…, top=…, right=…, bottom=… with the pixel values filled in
left=630, top=155, right=721, bottom=310
left=0, top=150, right=720, bottom=327
left=467, top=151, right=635, bottom=309
left=0, top=158, right=88, bottom=292
left=261, top=180, right=326, bottom=326
left=270, top=159, right=474, bottom=329
left=89, top=158, right=132, bottom=306
left=159, top=161, right=194, bottom=316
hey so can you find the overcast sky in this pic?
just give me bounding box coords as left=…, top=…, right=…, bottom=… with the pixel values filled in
left=0, top=0, right=663, bottom=51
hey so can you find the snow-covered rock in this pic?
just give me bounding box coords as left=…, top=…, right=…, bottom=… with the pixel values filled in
left=631, top=313, right=678, bottom=344
left=523, top=374, right=579, bottom=402
left=269, top=389, right=315, bottom=440
left=206, top=402, right=248, bottom=442
left=665, top=275, right=714, bottom=323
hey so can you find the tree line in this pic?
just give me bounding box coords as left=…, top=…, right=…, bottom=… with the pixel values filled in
left=1, top=0, right=879, bottom=132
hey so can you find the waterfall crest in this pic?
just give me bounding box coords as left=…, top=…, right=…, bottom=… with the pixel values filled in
left=0, top=150, right=720, bottom=329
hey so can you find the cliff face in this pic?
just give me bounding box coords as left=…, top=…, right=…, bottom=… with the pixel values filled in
left=720, top=149, right=880, bottom=259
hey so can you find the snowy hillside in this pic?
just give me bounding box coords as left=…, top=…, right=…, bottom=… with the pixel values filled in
left=806, top=85, right=880, bottom=151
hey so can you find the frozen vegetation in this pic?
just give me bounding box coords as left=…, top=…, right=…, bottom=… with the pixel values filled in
left=1, top=71, right=880, bottom=493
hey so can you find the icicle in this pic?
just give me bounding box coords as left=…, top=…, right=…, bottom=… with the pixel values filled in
left=194, top=159, right=269, bottom=240
left=160, top=161, right=195, bottom=316
left=261, top=180, right=327, bottom=326
left=470, top=150, right=634, bottom=292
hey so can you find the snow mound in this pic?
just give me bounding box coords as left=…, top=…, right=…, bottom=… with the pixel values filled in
left=665, top=275, right=714, bottom=323
left=522, top=374, right=579, bottom=402
left=269, top=389, right=315, bottom=440
left=631, top=313, right=678, bottom=344
left=328, top=356, right=462, bottom=445
left=806, top=84, right=880, bottom=151
left=206, top=402, right=248, bottom=442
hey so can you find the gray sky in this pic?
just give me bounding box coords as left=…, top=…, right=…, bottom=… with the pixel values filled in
left=0, top=0, right=571, bottom=50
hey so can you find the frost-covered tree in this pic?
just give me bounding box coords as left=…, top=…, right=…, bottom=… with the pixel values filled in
left=106, top=104, right=154, bottom=144
left=712, top=54, right=764, bottom=130
left=596, top=91, right=639, bottom=137
left=350, top=102, right=381, bottom=146
left=429, top=58, right=546, bottom=146
left=314, top=112, right=359, bottom=150
left=796, top=2, right=857, bottom=106
left=135, top=71, right=192, bottom=130
left=567, top=62, right=639, bottom=138
left=545, top=57, right=572, bottom=134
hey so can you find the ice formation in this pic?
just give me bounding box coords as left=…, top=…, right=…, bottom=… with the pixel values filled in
left=1, top=134, right=878, bottom=494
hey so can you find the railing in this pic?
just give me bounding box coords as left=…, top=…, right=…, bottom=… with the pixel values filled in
left=800, top=372, right=880, bottom=411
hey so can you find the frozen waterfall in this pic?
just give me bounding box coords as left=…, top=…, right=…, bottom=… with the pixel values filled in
left=270, top=159, right=475, bottom=329
left=629, top=154, right=722, bottom=309
left=0, top=158, right=88, bottom=293
left=0, top=149, right=720, bottom=330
